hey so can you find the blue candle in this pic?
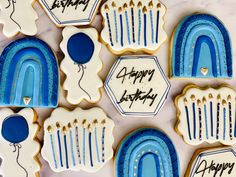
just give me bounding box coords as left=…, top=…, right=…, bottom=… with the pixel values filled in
left=156, top=3, right=161, bottom=43
left=143, top=6, right=147, bottom=47
left=119, top=7, right=124, bottom=47
left=112, top=2, right=118, bottom=43
left=138, top=2, right=142, bottom=45
left=124, top=3, right=131, bottom=45
left=56, top=122, right=63, bottom=167
left=74, top=119, right=81, bottom=164
left=130, top=0, right=135, bottom=43
left=209, top=94, right=214, bottom=137
left=227, top=95, right=233, bottom=140
left=191, top=95, right=197, bottom=139
left=105, top=5, right=114, bottom=46
left=202, top=97, right=209, bottom=139
left=62, top=126, right=69, bottom=169
left=184, top=98, right=192, bottom=140
left=48, top=126, right=58, bottom=169
left=149, top=1, right=154, bottom=44
left=197, top=100, right=202, bottom=140
left=216, top=94, right=221, bottom=140
left=222, top=100, right=227, bottom=140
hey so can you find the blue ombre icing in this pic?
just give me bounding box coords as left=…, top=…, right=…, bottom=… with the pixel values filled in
left=0, top=37, right=59, bottom=107
left=116, top=128, right=180, bottom=177
left=171, top=14, right=232, bottom=79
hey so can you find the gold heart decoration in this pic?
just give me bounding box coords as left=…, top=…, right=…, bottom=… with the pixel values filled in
left=200, top=67, right=208, bottom=76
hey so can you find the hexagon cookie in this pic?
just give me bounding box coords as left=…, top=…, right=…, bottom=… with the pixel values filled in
left=105, top=55, right=170, bottom=117
left=185, top=147, right=236, bottom=177
left=39, top=0, right=102, bottom=26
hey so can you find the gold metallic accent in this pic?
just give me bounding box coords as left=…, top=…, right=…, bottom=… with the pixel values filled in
left=149, top=1, right=153, bottom=8
left=143, top=6, right=147, bottom=13
left=202, top=97, right=206, bottom=104
left=227, top=95, right=231, bottom=101
left=130, top=0, right=134, bottom=7
left=23, top=97, right=31, bottom=105
left=112, top=2, right=116, bottom=8
left=56, top=122, right=60, bottom=129
left=123, top=3, right=128, bottom=9
left=222, top=100, right=227, bottom=107
left=197, top=99, right=201, bottom=106
left=62, top=126, right=67, bottom=134
left=209, top=93, right=213, bottom=99
left=105, top=4, right=109, bottom=11
left=190, top=95, right=196, bottom=101
left=217, top=94, right=221, bottom=101
left=200, top=67, right=208, bottom=76
left=47, top=126, right=52, bottom=133
left=74, top=119, right=78, bottom=126
left=184, top=98, right=188, bottom=106
left=138, top=2, right=142, bottom=8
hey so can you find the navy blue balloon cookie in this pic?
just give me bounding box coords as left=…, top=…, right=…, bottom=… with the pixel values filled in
left=116, top=128, right=180, bottom=177
left=0, top=37, right=59, bottom=107
left=0, top=108, right=40, bottom=177
left=171, top=14, right=232, bottom=79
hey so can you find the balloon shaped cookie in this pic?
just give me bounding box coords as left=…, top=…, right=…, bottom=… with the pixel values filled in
left=0, top=0, right=38, bottom=37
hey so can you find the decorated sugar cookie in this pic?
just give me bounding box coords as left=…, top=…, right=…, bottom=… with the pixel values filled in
left=185, top=147, right=236, bottom=177
left=116, top=128, right=180, bottom=177
left=175, top=85, right=236, bottom=145
left=39, top=0, right=102, bottom=26
left=105, top=55, right=170, bottom=117
left=0, top=108, right=40, bottom=177
left=0, top=37, right=59, bottom=108
left=171, top=14, right=232, bottom=79
left=60, top=26, right=103, bottom=105
left=0, top=0, right=38, bottom=37
left=41, top=107, right=115, bottom=173
left=101, top=0, right=167, bottom=54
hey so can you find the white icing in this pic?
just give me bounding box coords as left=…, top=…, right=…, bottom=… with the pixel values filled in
left=101, top=0, right=167, bottom=54
left=60, top=26, right=103, bottom=105
left=41, top=107, right=115, bottom=173
left=0, top=108, right=40, bottom=177
left=188, top=147, right=236, bottom=177
left=39, top=0, right=102, bottom=26
left=105, top=55, right=170, bottom=117
left=0, top=0, right=38, bottom=37
left=176, top=86, right=236, bottom=145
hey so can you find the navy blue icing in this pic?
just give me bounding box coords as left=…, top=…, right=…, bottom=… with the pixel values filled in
left=0, top=37, right=59, bottom=108
left=116, top=128, right=179, bottom=177
left=174, top=14, right=232, bottom=77
left=1, top=115, right=29, bottom=144
left=67, top=33, right=95, bottom=64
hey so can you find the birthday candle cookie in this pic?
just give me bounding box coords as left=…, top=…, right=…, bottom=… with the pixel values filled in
left=0, top=108, right=40, bottom=177
left=101, top=0, right=167, bottom=54
left=185, top=147, right=236, bottom=177
left=175, top=85, right=236, bottom=145
left=60, top=26, right=103, bottom=105
left=41, top=107, right=115, bottom=173
left=39, top=0, right=102, bottom=26
left=171, top=14, right=232, bottom=79
left=0, top=37, right=59, bottom=108
left=105, top=55, right=170, bottom=117
left=116, top=128, right=180, bottom=177
left=0, top=0, right=38, bottom=37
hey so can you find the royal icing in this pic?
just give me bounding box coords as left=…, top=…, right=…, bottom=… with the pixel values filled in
left=60, top=26, right=103, bottom=105
left=0, top=108, right=40, bottom=177
left=39, top=0, right=102, bottom=26
left=0, top=0, right=38, bottom=37
left=171, top=14, right=232, bottom=79
left=186, top=147, right=236, bottom=177
left=116, top=128, right=180, bottom=177
left=176, top=85, right=236, bottom=145
left=101, top=0, right=167, bottom=54
left=105, top=55, right=170, bottom=117
left=0, top=37, right=59, bottom=108
left=41, top=107, right=115, bottom=173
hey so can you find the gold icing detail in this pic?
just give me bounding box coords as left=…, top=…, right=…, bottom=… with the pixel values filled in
left=184, top=98, right=188, bottom=106
left=62, top=126, right=67, bottom=134
left=222, top=100, right=227, bottom=106
left=197, top=99, right=201, bottom=106
left=217, top=94, right=221, bottom=101
left=47, top=126, right=52, bottom=133
left=138, top=2, right=142, bottom=8
left=23, top=97, right=31, bottom=105
left=148, top=1, right=153, bottom=8
left=202, top=97, right=206, bottom=104
left=200, top=67, right=208, bottom=76
left=209, top=93, right=213, bottom=99
left=130, top=0, right=134, bottom=7
left=191, top=95, right=196, bottom=101
left=56, top=122, right=60, bottom=129
left=227, top=95, right=231, bottom=101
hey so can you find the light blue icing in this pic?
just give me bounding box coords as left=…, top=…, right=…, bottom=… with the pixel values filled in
left=172, top=14, right=232, bottom=78
left=0, top=38, right=59, bottom=107
left=116, top=128, right=179, bottom=177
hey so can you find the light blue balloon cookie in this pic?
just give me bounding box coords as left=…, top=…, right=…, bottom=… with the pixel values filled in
left=171, top=14, right=232, bottom=79
left=116, top=128, right=180, bottom=177
left=0, top=37, right=59, bottom=107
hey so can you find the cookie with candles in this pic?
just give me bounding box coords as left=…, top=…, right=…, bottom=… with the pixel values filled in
left=60, top=26, right=103, bottom=105
left=39, top=0, right=102, bottom=26
left=0, top=37, right=59, bottom=108
left=101, top=0, right=167, bottom=54
left=105, top=55, right=170, bottom=117
left=0, top=0, right=38, bottom=37
left=175, top=85, right=236, bottom=145
left=116, top=128, right=180, bottom=177
left=0, top=108, right=40, bottom=177
left=185, top=147, right=236, bottom=177
left=41, top=107, right=115, bottom=173
left=171, top=14, right=232, bottom=79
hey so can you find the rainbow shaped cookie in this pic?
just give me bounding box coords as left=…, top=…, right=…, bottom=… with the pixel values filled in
left=60, top=26, right=103, bottom=105
left=0, top=108, right=40, bottom=177
left=41, top=107, right=115, bottom=173
left=175, top=85, right=236, bottom=145
left=101, top=0, right=167, bottom=54
left=0, top=38, right=59, bottom=108
left=185, top=147, right=236, bottom=177
left=116, top=128, right=180, bottom=177
left=171, top=14, right=232, bottom=79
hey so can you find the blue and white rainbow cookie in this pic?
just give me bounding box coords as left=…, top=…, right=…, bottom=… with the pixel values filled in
left=0, top=38, right=59, bottom=107
left=116, top=128, right=180, bottom=177
left=171, top=14, right=232, bottom=79
left=101, top=0, right=167, bottom=54
left=185, top=147, right=236, bottom=177
left=60, top=26, right=103, bottom=105
left=41, top=107, right=115, bottom=173
left=175, top=85, right=236, bottom=146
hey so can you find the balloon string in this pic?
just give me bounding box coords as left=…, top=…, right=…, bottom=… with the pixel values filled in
left=10, top=143, right=28, bottom=177
left=78, top=65, right=92, bottom=100
left=5, top=0, right=22, bottom=30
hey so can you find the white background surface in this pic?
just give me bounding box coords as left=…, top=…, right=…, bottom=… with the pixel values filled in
left=0, top=0, right=236, bottom=177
